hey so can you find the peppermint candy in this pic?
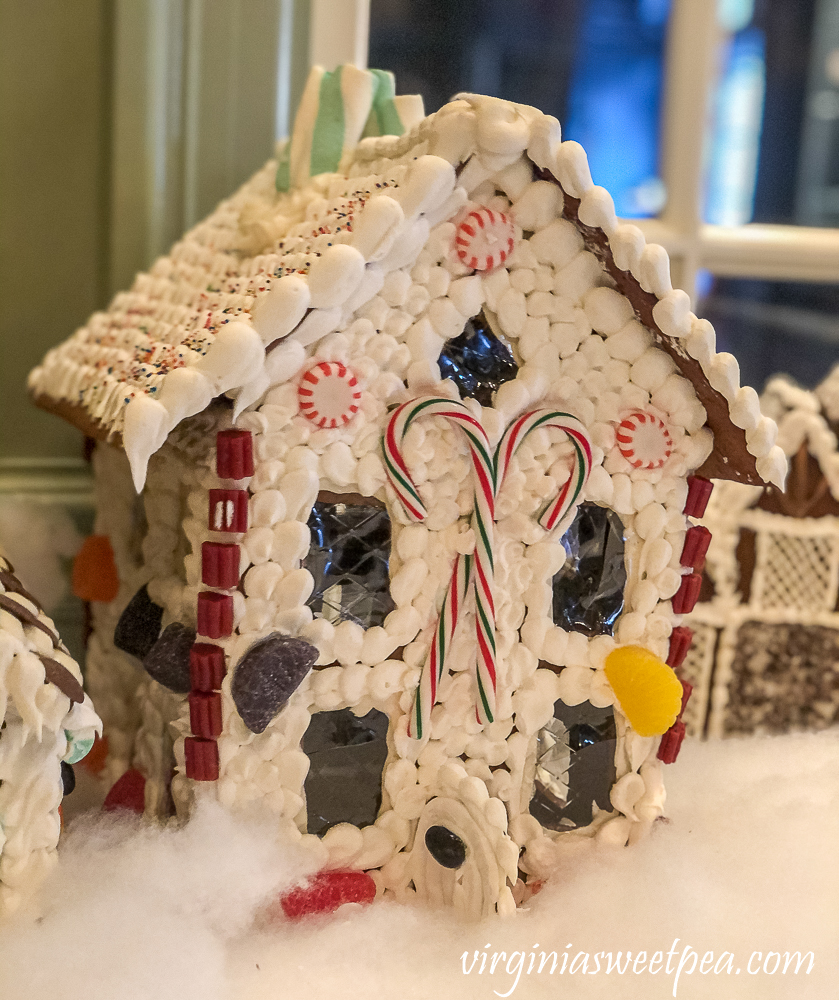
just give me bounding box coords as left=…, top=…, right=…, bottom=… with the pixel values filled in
left=616, top=411, right=673, bottom=469
left=297, top=361, right=361, bottom=428
left=454, top=207, right=515, bottom=271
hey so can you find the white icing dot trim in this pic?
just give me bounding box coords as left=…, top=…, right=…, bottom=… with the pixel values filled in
left=616, top=411, right=673, bottom=470
left=297, top=361, right=361, bottom=428
left=454, top=207, right=515, bottom=272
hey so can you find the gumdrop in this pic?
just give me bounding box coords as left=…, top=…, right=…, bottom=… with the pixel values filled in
left=103, top=768, right=146, bottom=813
left=143, top=622, right=196, bottom=693
left=114, top=585, right=164, bottom=660
left=277, top=869, right=377, bottom=920
left=81, top=733, right=109, bottom=775
left=72, top=535, right=119, bottom=603
left=231, top=633, right=318, bottom=733
left=603, top=645, right=684, bottom=738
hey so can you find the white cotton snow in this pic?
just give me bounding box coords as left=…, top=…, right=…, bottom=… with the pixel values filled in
left=1, top=732, right=836, bottom=1000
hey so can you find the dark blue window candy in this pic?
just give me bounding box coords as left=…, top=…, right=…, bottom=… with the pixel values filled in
left=232, top=633, right=318, bottom=734
left=302, top=707, right=389, bottom=835
left=305, top=501, right=395, bottom=629
left=552, top=504, right=627, bottom=637
left=437, top=312, right=519, bottom=406
left=529, top=699, right=617, bottom=831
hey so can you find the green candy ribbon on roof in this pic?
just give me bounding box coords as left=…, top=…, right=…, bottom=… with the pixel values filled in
left=277, top=65, right=423, bottom=192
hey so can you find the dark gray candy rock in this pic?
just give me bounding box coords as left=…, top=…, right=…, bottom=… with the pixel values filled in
left=114, top=585, right=164, bottom=660
left=232, top=633, right=318, bottom=733
left=143, top=622, right=196, bottom=693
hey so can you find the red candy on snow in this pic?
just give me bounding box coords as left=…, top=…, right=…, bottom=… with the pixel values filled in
left=616, top=411, right=673, bottom=469
left=455, top=207, right=515, bottom=271
left=103, top=767, right=146, bottom=813
left=278, top=869, right=377, bottom=920
left=298, top=361, right=361, bottom=428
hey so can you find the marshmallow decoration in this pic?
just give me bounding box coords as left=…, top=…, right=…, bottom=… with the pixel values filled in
left=454, top=207, right=515, bottom=271
left=297, top=361, right=361, bottom=428
left=616, top=411, right=674, bottom=470
left=29, top=70, right=785, bottom=920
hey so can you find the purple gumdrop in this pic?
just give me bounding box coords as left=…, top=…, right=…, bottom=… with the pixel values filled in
left=232, top=633, right=318, bottom=734
left=143, top=622, right=196, bottom=693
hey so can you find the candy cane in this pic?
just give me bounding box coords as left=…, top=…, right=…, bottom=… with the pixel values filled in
left=495, top=409, right=593, bottom=531
left=383, top=397, right=497, bottom=737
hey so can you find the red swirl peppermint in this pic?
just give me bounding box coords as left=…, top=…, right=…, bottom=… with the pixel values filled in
left=297, top=361, right=361, bottom=428
left=616, top=411, right=674, bottom=469
left=454, top=207, right=515, bottom=271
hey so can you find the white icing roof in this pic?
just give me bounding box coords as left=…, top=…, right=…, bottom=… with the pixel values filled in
left=29, top=93, right=786, bottom=491
left=763, top=372, right=839, bottom=499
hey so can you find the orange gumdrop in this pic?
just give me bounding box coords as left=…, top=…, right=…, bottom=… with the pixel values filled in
left=72, top=535, right=119, bottom=603
left=81, top=733, right=109, bottom=775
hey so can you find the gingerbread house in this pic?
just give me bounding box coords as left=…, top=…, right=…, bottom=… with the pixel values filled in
left=30, top=67, right=784, bottom=918
left=0, top=555, right=100, bottom=915
left=684, top=370, right=839, bottom=738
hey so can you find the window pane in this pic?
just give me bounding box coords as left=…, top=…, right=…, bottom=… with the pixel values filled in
left=698, top=276, right=839, bottom=390
left=704, top=1, right=836, bottom=226
left=369, top=0, right=670, bottom=217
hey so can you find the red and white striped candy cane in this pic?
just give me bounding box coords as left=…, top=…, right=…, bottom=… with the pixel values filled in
left=383, top=397, right=497, bottom=738
left=495, top=409, right=593, bottom=531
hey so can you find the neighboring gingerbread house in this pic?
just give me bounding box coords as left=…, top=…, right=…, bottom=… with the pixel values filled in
left=0, top=555, right=100, bottom=915
left=30, top=66, right=785, bottom=918
left=684, top=371, right=839, bottom=738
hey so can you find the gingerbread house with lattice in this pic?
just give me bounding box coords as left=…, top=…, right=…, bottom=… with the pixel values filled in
left=0, top=555, right=100, bottom=915
left=30, top=67, right=784, bottom=918
left=684, top=371, right=839, bottom=738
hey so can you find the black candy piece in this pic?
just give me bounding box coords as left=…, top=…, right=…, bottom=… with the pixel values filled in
left=143, top=622, right=196, bottom=693
left=114, top=585, right=164, bottom=660
left=61, top=761, right=76, bottom=796
left=231, top=633, right=318, bottom=734
left=424, top=825, right=467, bottom=869
left=437, top=311, right=519, bottom=406
left=552, top=504, right=627, bottom=637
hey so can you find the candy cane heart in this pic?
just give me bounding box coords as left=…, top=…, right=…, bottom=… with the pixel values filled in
left=495, top=409, right=593, bottom=531
left=383, top=397, right=498, bottom=739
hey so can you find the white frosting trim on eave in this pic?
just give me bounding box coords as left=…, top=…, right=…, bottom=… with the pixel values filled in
left=30, top=93, right=784, bottom=490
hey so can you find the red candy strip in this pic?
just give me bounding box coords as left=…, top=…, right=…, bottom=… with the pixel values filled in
left=201, top=542, right=241, bottom=588
left=671, top=572, right=702, bottom=614
left=197, top=591, right=234, bottom=638
left=666, top=626, right=693, bottom=670
left=680, top=525, right=712, bottom=570
left=190, top=643, right=226, bottom=692
left=216, top=429, right=254, bottom=479
left=278, top=869, right=377, bottom=920
left=683, top=475, right=713, bottom=517
left=657, top=720, right=686, bottom=764
left=184, top=737, right=219, bottom=781
left=208, top=489, right=249, bottom=533
left=189, top=691, right=223, bottom=739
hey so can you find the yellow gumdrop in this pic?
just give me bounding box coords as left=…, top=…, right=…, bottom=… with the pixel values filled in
left=604, top=645, right=683, bottom=737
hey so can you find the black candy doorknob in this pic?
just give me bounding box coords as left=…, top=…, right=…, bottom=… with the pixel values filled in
left=424, top=825, right=467, bottom=869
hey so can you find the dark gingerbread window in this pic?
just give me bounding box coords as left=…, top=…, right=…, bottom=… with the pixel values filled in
left=302, top=707, right=390, bottom=835
left=304, top=494, right=395, bottom=628
left=437, top=311, right=518, bottom=406
left=529, top=699, right=617, bottom=831
left=552, top=503, right=627, bottom=637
